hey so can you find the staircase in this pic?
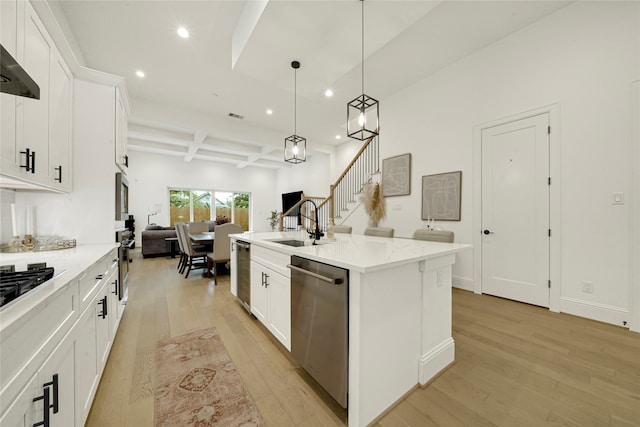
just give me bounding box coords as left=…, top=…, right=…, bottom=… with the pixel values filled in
left=279, top=134, right=379, bottom=233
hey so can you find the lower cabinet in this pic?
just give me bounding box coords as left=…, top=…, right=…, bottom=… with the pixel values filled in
left=250, top=259, right=291, bottom=351
left=0, top=328, right=76, bottom=427
left=0, top=247, right=123, bottom=427
left=75, top=258, right=121, bottom=426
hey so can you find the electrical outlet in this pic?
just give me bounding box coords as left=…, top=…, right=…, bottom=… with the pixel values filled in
left=582, top=281, right=593, bottom=293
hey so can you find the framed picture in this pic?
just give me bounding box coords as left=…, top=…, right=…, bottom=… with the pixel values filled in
left=422, top=171, right=462, bottom=221
left=382, top=153, right=411, bottom=197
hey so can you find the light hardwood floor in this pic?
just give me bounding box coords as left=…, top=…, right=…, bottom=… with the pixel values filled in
left=86, top=250, right=640, bottom=426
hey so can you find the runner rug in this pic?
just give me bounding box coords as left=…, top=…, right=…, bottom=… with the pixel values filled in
left=155, top=327, right=264, bottom=426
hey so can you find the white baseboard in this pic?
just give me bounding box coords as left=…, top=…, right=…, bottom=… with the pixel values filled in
left=419, top=337, right=455, bottom=385
left=453, top=276, right=474, bottom=292
left=560, top=297, right=629, bottom=328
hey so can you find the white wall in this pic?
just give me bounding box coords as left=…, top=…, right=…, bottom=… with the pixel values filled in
left=275, top=152, right=331, bottom=199
left=333, top=1, right=639, bottom=321
left=127, top=150, right=278, bottom=244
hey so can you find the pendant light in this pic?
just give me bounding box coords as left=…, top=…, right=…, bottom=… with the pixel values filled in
left=284, top=60, right=306, bottom=164
left=347, top=0, right=379, bottom=141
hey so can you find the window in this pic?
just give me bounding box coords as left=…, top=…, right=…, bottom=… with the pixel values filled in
left=169, top=188, right=250, bottom=230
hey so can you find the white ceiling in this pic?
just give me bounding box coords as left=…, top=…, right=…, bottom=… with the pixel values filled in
left=52, top=0, right=571, bottom=169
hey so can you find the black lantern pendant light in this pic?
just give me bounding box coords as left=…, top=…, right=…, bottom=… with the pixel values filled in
left=284, top=60, right=306, bottom=164
left=347, top=0, right=379, bottom=141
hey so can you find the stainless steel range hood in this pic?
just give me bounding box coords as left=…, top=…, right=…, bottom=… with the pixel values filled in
left=0, top=44, right=40, bottom=99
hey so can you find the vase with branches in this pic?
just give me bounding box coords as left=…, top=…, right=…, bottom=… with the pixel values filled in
left=360, top=182, right=386, bottom=227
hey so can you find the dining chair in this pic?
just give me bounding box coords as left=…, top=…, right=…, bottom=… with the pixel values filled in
left=412, top=229, right=454, bottom=243
left=364, top=226, right=394, bottom=238
left=188, top=221, right=208, bottom=233
left=207, top=223, right=243, bottom=285
left=176, top=223, right=209, bottom=278
left=174, top=222, right=187, bottom=272
left=329, top=224, right=352, bottom=234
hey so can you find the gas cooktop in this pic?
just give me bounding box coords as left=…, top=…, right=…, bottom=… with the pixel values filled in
left=0, top=267, right=55, bottom=308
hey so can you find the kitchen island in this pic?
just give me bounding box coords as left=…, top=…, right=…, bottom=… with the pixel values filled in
left=230, top=231, right=470, bottom=427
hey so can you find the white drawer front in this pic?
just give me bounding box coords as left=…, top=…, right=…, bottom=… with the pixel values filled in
left=78, top=255, right=110, bottom=314
left=252, top=246, right=290, bottom=278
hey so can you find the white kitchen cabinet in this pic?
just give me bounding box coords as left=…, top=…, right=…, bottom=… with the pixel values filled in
left=15, top=0, right=52, bottom=184
left=47, top=49, right=72, bottom=191
left=75, top=250, right=120, bottom=426
left=0, top=322, right=77, bottom=427
left=0, top=0, right=18, bottom=173
left=0, top=0, right=72, bottom=192
left=250, top=246, right=291, bottom=351
left=114, top=86, right=128, bottom=172
left=0, top=374, right=38, bottom=427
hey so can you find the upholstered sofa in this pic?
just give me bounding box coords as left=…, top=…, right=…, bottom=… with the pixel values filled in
left=141, top=225, right=177, bottom=258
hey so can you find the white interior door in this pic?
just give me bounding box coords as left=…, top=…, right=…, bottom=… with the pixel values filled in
left=481, top=114, right=550, bottom=307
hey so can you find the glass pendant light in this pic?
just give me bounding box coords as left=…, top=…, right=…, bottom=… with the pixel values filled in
left=284, top=60, right=306, bottom=164
left=347, top=0, right=379, bottom=141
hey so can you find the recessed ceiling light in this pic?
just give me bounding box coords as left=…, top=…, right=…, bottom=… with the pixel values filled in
left=136, top=70, right=145, bottom=78
left=325, top=89, right=334, bottom=97
left=266, top=109, right=273, bottom=115
left=335, top=135, right=341, bottom=140
left=177, top=27, right=189, bottom=38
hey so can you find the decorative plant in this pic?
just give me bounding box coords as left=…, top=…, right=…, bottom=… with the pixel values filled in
left=215, top=215, right=231, bottom=225
left=360, top=182, right=386, bottom=227
left=267, top=210, right=280, bottom=231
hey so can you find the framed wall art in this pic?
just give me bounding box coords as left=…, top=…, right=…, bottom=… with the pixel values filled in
left=422, top=171, right=462, bottom=221
left=382, top=153, right=411, bottom=197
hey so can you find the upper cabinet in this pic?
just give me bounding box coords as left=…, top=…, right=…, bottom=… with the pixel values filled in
left=0, top=0, right=72, bottom=192
left=115, top=86, right=128, bottom=173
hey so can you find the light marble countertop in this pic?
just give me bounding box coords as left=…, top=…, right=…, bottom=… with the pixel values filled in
left=230, top=231, right=471, bottom=273
left=0, top=243, right=119, bottom=332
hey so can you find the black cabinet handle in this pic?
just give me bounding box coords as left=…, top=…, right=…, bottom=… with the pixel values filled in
left=124, top=154, right=129, bottom=167
left=43, top=374, right=59, bottom=414
left=95, top=274, right=104, bottom=280
left=98, top=296, right=107, bottom=318
left=54, top=165, right=62, bottom=183
left=112, top=279, right=118, bottom=295
left=264, top=273, right=269, bottom=288
left=20, top=148, right=32, bottom=172
left=30, top=150, right=36, bottom=173
left=483, top=229, right=494, bottom=235
left=32, top=383, right=50, bottom=427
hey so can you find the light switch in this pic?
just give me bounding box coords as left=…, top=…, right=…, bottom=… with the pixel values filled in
left=612, top=192, right=624, bottom=205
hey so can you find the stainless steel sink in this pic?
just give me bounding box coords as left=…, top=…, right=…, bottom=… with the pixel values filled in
left=267, top=238, right=334, bottom=247
left=271, top=239, right=306, bottom=247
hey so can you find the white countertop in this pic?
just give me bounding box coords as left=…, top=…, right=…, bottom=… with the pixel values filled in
left=0, top=243, right=119, bottom=333
left=231, top=231, right=471, bottom=273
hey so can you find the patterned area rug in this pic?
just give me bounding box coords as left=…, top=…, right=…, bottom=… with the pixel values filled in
left=155, top=328, right=264, bottom=426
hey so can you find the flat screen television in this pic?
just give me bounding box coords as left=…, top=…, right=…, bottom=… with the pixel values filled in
left=282, top=191, right=303, bottom=217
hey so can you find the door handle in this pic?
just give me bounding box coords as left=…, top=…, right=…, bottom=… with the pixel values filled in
left=483, top=229, right=494, bottom=235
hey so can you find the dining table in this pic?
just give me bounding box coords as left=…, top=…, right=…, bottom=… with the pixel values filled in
left=190, top=231, right=215, bottom=244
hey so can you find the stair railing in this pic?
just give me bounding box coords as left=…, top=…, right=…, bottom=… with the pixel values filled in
left=277, top=133, right=379, bottom=232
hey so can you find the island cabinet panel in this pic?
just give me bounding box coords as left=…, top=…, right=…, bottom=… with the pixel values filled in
left=250, top=246, right=291, bottom=351
left=349, top=263, right=422, bottom=427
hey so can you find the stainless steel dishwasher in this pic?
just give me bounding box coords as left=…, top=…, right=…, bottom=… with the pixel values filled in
left=235, top=240, right=251, bottom=312
left=288, top=255, right=349, bottom=408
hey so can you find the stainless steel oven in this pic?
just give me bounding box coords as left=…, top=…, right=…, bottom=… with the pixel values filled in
left=115, top=229, right=132, bottom=301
